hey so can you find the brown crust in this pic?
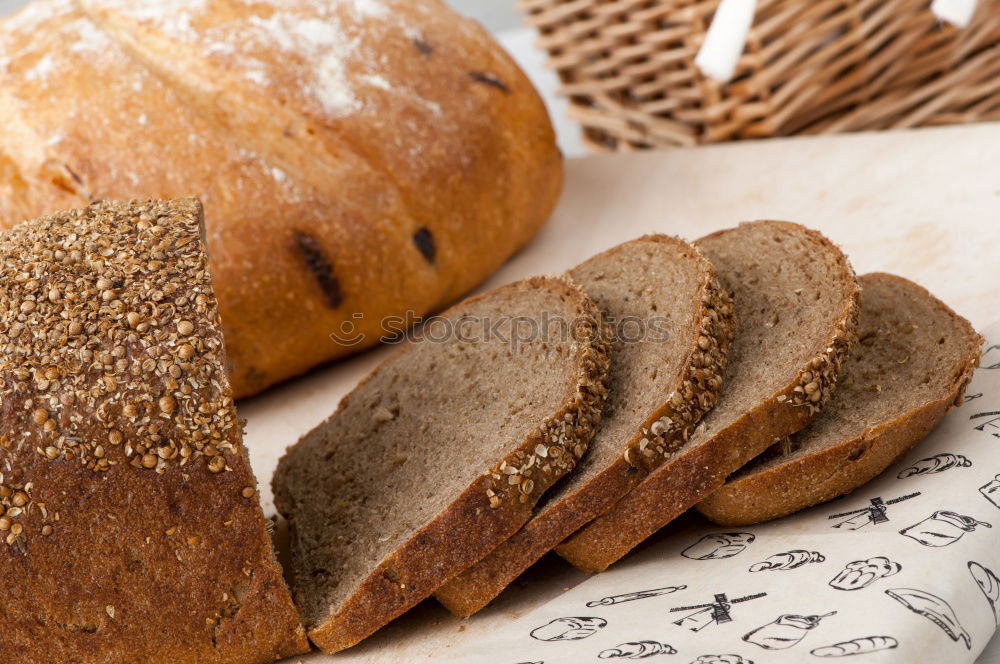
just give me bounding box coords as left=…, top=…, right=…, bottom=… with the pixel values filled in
left=0, top=199, right=307, bottom=663
left=697, top=273, right=983, bottom=526
left=0, top=0, right=562, bottom=398
left=555, top=221, right=862, bottom=573
left=434, top=235, right=735, bottom=616
left=274, top=276, right=612, bottom=653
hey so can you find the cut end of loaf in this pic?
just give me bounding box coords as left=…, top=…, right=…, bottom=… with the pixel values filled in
left=0, top=198, right=308, bottom=662
left=698, top=272, right=982, bottom=526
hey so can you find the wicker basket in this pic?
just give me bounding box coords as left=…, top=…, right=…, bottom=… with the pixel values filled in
left=517, top=0, right=1000, bottom=151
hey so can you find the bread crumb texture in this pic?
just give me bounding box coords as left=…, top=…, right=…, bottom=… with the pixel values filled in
left=273, top=277, right=610, bottom=652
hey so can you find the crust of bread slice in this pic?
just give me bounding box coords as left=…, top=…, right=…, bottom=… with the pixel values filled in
left=434, top=235, right=735, bottom=616
left=697, top=273, right=983, bottom=525
left=556, top=221, right=861, bottom=573
left=273, top=276, right=611, bottom=653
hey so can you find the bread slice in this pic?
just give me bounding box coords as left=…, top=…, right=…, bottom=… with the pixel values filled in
left=0, top=199, right=308, bottom=663
left=433, top=236, right=735, bottom=616
left=556, top=221, right=861, bottom=573
left=698, top=273, right=982, bottom=525
left=272, top=277, right=611, bottom=652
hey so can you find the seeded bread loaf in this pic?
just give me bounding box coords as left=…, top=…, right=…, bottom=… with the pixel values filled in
left=272, top=276, right=611, bottom=652
left=698, top=273, right=982, bottom=525
left=434, top=235, right=734, bottom=617
left=0, top=0, right=562, bottom=398
left=0, top=199, right=307, bottom=663
left=556, top=221, right=861, bottom=573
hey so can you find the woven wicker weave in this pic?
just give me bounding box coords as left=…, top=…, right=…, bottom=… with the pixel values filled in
left=517, top=0, right=1000, bottom=151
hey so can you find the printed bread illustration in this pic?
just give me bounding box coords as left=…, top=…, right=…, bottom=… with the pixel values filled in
left=969, top=561, right=1000, bottom=623
left=0, top=199, right=307, bottom=663
left=599, top=640, right=677, bottom=658
left=0, top=0, right=562, bottom=397
left=272, top=277, right=611, bottom=652
left=829, top=557, right=902, bottom=591
left=885, top=588, right=972, bottom=649
left=811, top=636, right=899, bottom=657
left=898, top=453, right=972, bottom=478
left=749, top=550, right=824, bottom=572
left=530, top=617, right=608, bottom=642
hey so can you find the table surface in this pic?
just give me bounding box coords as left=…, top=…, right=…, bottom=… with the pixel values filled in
left=234, top=122, right=1000, bottom=662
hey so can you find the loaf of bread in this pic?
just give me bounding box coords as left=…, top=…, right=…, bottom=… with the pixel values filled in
left=0, top=0, right=562, bottom=398
left=0, top=199, right=307, bottom=663
left=698, top=273, right=983, bottom=525
left=434, top=235, right=735, bottom=617
left=272, top=276, right=611, bottom=652
left=556, top=222, right=861, bottom=573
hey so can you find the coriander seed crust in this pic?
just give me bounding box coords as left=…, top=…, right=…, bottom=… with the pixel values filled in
left=0, top=199, right=307, bottom=663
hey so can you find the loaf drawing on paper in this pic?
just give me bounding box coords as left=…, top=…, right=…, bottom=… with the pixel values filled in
left=886, top=588, right=972, bottom=650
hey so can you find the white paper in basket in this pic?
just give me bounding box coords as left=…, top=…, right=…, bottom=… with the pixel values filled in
left=446, top=323, right=1000, bottom=664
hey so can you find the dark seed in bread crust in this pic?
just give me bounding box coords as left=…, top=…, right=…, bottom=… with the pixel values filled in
left=556, top=221, right=861, bottom=573
left=433, top=235, right=735, bottom=617
left=273, top=276, right=611, bottom=653
left=697, top=273, right=983, bottom=525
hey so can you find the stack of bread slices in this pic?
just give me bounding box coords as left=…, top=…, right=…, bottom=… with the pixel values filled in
left=275, top=219, right=982, bottom=651
left=2, top=200, right=980, bottom=661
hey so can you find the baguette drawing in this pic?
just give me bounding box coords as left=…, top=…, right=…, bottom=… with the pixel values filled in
left=897, top=453, right=972, bottom=479
left=599, top=641, right=677, bottom=659
left=810, top=636, right=899, bottom=657
left=749, top=550, right=825, bottom=572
